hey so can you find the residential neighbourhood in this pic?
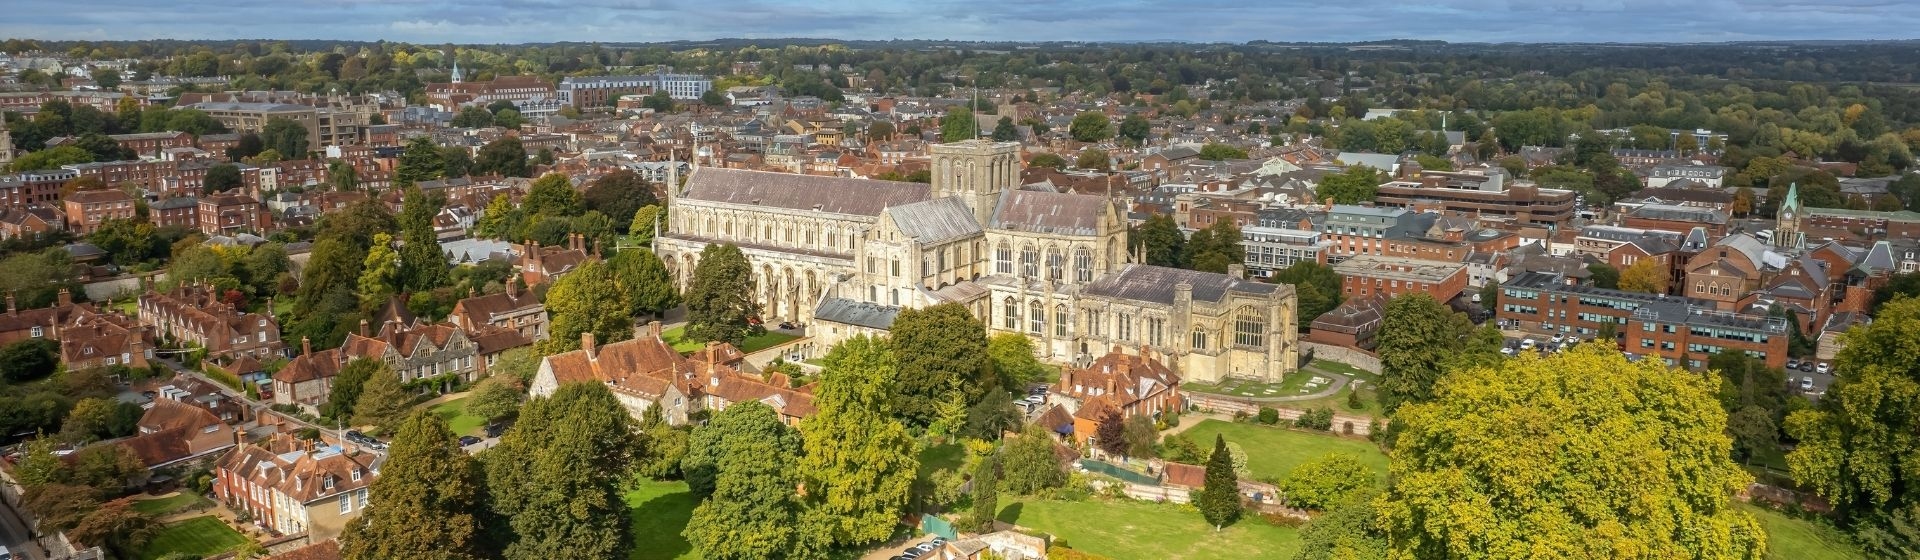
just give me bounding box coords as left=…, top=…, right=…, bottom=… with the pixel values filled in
left=0, top=25, right=1914, bottom=560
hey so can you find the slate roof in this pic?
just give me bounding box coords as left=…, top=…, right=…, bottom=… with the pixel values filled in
left=1630, top=203, right=1727, bottom=224
left=886, top=197, right=981, bottom=244
left=990, top=190, right=1110, bottom=236
left=1081, top=264, right=1278, bottom=305
left=813, top=297, right=903, bottom=330
left=680, top=167, right=931, bottom=216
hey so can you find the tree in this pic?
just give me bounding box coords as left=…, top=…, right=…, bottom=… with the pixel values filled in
left=684, top=401, right=819, bottom=560
left=73, top=133, right=134, bottom=161
left=1619, top=258, right=1668, bottom=294
left=474, top=194, right=517, bottom=240
left=395, top=137, right=446, bottom=188
left=228, top=133, right=265, bottom=161
left=62, top=397, right=136, bottom=444
left=90, top=68, right=121, bottom=89
left=1118, top=114, right=1151, bottom=145
left=1294, top=489, right=1389, bottom=560
left=22, top=484, right=100, bottom=533
left=1732, top=186, right=1756, bottom=217
left=323, top=359, right=383, bottom=421
left=1378, top=346, right=1764, bottom=558
left=1185, top=220, right=1242, bottom=274
left=1787, top=298, right=1920, bottom=531
left=398, top=186, right=449, bottom=292
left=474, top=136, right=529, bottom=178
left=542, top=260, right=633, bottom=353
left=485, top=383, right=641, bottom=560
left=969, top=450, right=1001, bottom=532
left=683, top=244, right=759, bottom=348
left=583, top=170, right=658, bottom=230
left=1317, top=165, right=1383, bottom=205
left=891, top=303, right=991, bottom=426
left=701, top=88, right=728, bottom=106
left=867, top=121, right=896, bottom=142
left=1129, top=214, right=1186, bottom=268
left=1069, top=111, right=1112, bottom=142
left=203, top=163, right=242, bottom=194
left=1199, top=143, right=1249, bottom=161
left=1375, top=293, right=1461, bottom=414
left=941, top=106, right=977, bottom=143
left=1195, top=434, right=1242, bottom=529
left=963, top=387, right=1022, bottom=441
left=356, top=233, right=399, bottom=309
left=1075, top=148, right=1110, bottom=172
left=0, top=338, right=60, bottom=383
left=1587, top=262, right=1620, bottom=289
left=608, top=249, right=679, bottom=319
left=987, top=333, right=1051, bottom=386
left=68, top=498, right=156, bottom=559
left=68, top=445, right=145, bottom=494
left=340, top=411, right=488, bottom=560
left=1278, top=454, right=1374, bottom=511
left=466, top=375, right=523, bottom=424
left=352, top=366, right=412, bottom=431
left=1028, top=153, right=1068, bottom=170
left=451, top=106, right=494, bottom=128
left=799, top=336, right=919, bottom=547
left=627, top=205, right=664, bottom=245
left=1270, top=261, right=1343, bottom=330
left=641, top=91, right=674, bottom=113
left=1094, top=408, right=1127, bottom=457
left=1001, top=426, right=1066, bottom=495
left=9, top=146, right=92, bottom=172
left=1122, top=414, right=1158, bottom=459
left=522, top=173, right=582, bottom=218
left=637, top=404, right=690, bottom=479
left=259, top=117, right=309, bottom=158
left=991, top=116, right=1018, bottom=142
left=493, top=108, right=523, bottom=130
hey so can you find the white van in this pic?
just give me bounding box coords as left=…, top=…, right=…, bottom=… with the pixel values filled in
left=0, top=544, right=13, bottom=560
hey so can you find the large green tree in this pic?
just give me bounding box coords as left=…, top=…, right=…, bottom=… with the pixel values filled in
left=340, top=411, right=489, bottom=560
left=351, top=365, right=413, bottom=431
left=968, top=450, right=1000, bottom=532
left=890, top=303, right=992, bottom=426
left=1269, top=261, right=1343, bottom=330
left=395, top=136, right=446, bottom=189
left=259, top=117, right=309, bottom=158
left=322, top=358, right=383, bottom=421
left=1195, top=434, right=1242, bottom=529
left=683, top=243, right=758, bottom=347
left=1069, top=111, right=1112, bottom=142
left=1000, top=425, right=1066, bottom=495
left=1130, top=214, right=1186, bottom=268
left=1317, top=165, right=1384, bottom=205
left=485, top=382, right=642, bottom=560
left=398, top=186, right=449, bottom=291
left=523, top=173, right=583, bottom=219
left=356, top=232, right=399, bottom=310
left=541, top=260, right=633, bottom=353
left=474, top=136, right=529, bottom=178
left=1185, top=219, right=1243, bottom=274
left=1279, top=454, right=1374, bottom=511
left=1117, top=114, right=1151, bottom=144
left=607, top=248, right=679, bottom=319
left=582, top=170, right=658, bottom=231
left=940, top=106, right=977, bottom=143
left=203, top=163, right=242, bottom=194
left=1788, top=297, right=1920, bottom=542
left=1378, top=346, right=1765, bottom=558
left=684, top=401, right=822, bottom=560
left=799, top=336, right=919, bottom=547
left=1375, top=293, right=1463, bottom=414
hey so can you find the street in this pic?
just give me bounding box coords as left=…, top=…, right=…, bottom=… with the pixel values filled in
left=0, top=497, right=39, bottom=560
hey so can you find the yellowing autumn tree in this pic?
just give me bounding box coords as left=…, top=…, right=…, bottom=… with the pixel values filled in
left=1618, top=259, right=1669, bottom=294
left=1377, top=346, right=1766, bottom=558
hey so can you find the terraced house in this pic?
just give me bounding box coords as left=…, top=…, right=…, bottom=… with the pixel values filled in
left=214, top=434, right=378, bottom=540
left=139, top=283, right=284, bottom=359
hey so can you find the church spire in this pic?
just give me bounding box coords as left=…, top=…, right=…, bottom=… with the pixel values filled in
left=451, top=58, right=464, bottom=84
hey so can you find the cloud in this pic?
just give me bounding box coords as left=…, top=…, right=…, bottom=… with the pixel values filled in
left=0, top=0, right=1915, bottom=43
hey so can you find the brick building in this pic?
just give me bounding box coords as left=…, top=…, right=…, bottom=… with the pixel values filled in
left=1054, top=348, right=1182, bottom=448
left=138, top=283, right=284, bottom=359
left=1333, top=255, right=1469, bottom=302
left=62, top=189, right=136, bottom=234
left=1496, top=271, right=1789, bottom=369
left=0, top=169, right=76, bottom=209
left=1374, top=168, right=1577, bottom=227
left=46, top=131, right=193, bottom=158
left=214, top=435, right=377, bottom=540
left=197, top=191, right=268, bottom=234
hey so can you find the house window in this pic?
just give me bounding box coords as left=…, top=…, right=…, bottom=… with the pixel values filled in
left=1004, top=298, right=1020, bottom=330
left=340, top=495, right=352, bottom=514
left=29, top=327, right=41, bottom=338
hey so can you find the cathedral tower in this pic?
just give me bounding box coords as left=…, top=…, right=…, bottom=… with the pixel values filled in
left=930, top=140, right=1022, bottom=226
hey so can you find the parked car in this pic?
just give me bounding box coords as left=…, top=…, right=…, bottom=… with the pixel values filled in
left=1786, top=359, right=1801, bottom=370
left=1816, top=362, right=1831, bottom=374
left=1800, top=377, right=1815, bottom=391
left=1520, top=339, right=1537, bottom=350
left=459, top=436, right=481, bottom=447
left=1500, top=346, right=1516, bottom=356
left=777, top=321, right=797, bottom=330
left=1799, top=361, right=1815, bottom=372
left=485, top=423, right=509, bottom=438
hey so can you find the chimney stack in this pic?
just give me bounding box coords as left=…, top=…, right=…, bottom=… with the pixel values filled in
left=57, top=288, right=70, bottom=307
left=301, top=336, right=311, bottom=356
left=582, top=331, right=597, bottom=359
left=648, top=321, right=663, bottom=340
left=359, top=319, right=370, bottom=338
left=506, top=278, right=519, bottom=298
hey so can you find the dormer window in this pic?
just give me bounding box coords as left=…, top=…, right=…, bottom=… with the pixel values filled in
left=351, top=467, right=362, bottom=482
left=323, top=476, right=334, bottom=491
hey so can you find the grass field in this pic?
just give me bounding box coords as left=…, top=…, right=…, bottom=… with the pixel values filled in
left=627, top=478, right=701, bottom=560
left=1179, top=420, right=1389, bottom=483
left=131, top=493, right=211, bottom=515
left=662, top=326, right=800, bottom=354
left=428, top=397, right=487, bottom=437
left=1742, top=504, right=1866, bottom=560
left=138, top=515, right=249, bottom=560
left=998, top=497, right=1300, bottom=560
left=1307, top=359, right=1377, bottom=381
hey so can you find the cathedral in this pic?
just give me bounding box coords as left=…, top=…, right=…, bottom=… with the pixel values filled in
left=654, top=140, right=1299, bottom=383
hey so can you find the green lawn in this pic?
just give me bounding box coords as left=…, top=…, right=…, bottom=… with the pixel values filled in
left=1306, top=359, right=1377, bottom=381
left=661, top=326, right=801, bottom=355
left=428, top=397, right=487, bottom=437
left=131, top=493, right=211, bottom=515
left=1178, top=420, right=1389, bottom=483
left=1742, top=504, right=1866, bottom=560
left=627, top=478, right=701, bottom=560
left=998, top=497, right=1300, bottom=560
left=138, top=515, right=250, bottom=560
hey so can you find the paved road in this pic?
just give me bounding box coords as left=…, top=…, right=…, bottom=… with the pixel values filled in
left=0, top=497, right=37, bottom=559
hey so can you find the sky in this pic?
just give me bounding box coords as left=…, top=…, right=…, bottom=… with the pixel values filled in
left=1, top=0, right=1914, bottom=45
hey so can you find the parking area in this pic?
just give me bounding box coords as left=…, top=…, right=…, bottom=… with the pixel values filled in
left=863, top=535, right=947, bottom=560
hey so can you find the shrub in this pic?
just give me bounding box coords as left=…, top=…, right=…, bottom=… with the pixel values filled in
left=1346, top=387, right=1364, bottom=410
left=1257, top=407, right=1280, bottom=425
left=1294, top=407, right=1334, bottom=431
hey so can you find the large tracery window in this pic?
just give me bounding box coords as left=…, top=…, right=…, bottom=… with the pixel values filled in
left=1234, top=312, right=1266, bottom=348
left=1046, top=248, right=1064, bottom=282
left=1021, top=246, right=1039, bottom=278
left=1055, top=305, right=1070, bottom=337
left=1003, top=298, right=1020, bottom=330
left=996, top=243, right=1013, bottom=275
left=1029, top=301, right=1045, bottom=334
left=1074, top=249, right=1094, bottom=283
